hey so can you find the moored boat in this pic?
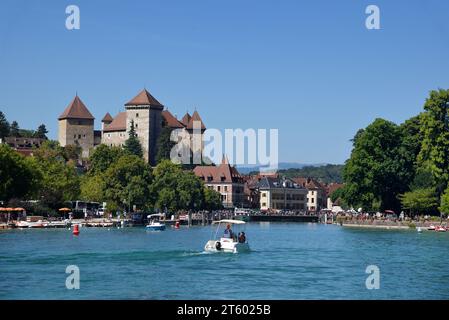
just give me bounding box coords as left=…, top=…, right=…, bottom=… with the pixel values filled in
left=146, top=214, right=166, bottom=231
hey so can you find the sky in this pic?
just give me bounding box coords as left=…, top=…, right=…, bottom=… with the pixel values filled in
left=1, top=0, right=449, bottom=165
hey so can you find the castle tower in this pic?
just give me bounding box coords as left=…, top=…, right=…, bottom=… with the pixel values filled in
left=187, top=110, right=206, bottom=158
left=124, top=89, right=163, bottom=164
left=58, top=95, right=95, bottom=158
left=101, top=112, right=113, bottom=131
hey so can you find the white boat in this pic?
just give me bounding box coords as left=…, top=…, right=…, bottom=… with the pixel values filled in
left=16, top=221, right=32, bottom=228
left=146, top=214, right=166, bottom=231
left=204, top=219, right=250, bottom=254
left=27, top=221, right=45, bottom=228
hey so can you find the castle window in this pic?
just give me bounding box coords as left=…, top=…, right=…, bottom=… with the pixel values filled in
left=78, top=135, right=81, bottom=139
left=74, top=134, right=76, bottom=139
left=135, top=123, right=138, bottom=128
left=136, top=113, right=139, bottom=118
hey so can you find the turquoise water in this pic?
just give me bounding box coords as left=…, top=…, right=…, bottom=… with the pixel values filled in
left=0, top=223, right=448, bottom=300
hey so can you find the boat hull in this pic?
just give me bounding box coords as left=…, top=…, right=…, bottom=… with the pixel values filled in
left=146, top=224, right=166, bottom=231
left=204, top=239, right=250, bottom=253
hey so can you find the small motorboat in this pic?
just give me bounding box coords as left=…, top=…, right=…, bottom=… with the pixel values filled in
left=28, top=220, right=45, bottom=228
left=204, top=219, right=250, bottom=254
left=435, top=225, right=447, bottom=232
left=146, top=214, right=166, bottom=231
left=417, top=227, right=422, bottom=233
left=428, top=225, right=436, bottom=231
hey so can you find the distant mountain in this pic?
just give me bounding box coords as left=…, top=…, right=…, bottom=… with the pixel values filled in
left=237, top=163, right=344, bottom=184
left=236, top=162, right=327, bottom=174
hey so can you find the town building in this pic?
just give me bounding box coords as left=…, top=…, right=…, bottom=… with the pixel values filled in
left=292, top=177, right=327, bottom=212
left=242, top=175, right=260, bottom=209
left=193, top=156, right=245, bottom=208
left=258, top=177, right=307, bottom=212
left=58, top=89, right=206, bottom=164
left=0, top=137, right=46, bottom=157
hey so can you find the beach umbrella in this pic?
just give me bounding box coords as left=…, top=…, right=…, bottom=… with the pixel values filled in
left=59, top=208, right=71, bottom=220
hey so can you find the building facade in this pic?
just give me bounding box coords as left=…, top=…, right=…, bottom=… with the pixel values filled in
left=193, top=156, right=245, bottom=208
left=292, top=177, right=327, bottom=212
left=258, top=177, right=307, bottom=212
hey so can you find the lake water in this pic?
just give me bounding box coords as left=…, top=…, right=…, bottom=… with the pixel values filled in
left=0, top=223, right=448, bottom=299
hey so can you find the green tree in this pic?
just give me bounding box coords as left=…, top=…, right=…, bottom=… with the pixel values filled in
left=103, top=154, right=152, bottom=211
left=35, top=124, right=48, bottom=139
left=439, top=186, right=449, bottom=216
left=124, top=120, right=143, bottom=158
left=9, top=121, right=20, bottom=137
left=0, top=111, right=10, bottom=139
left=150, top=160, right=205, bottom=211
left=156, top=126, right=175, bottom=164
left=0, top=144, right=39, bottom=202
left=80, top=174, right=105, bottom=203
left=418, top=89, right=449, bottom=194
left=204, top=187, right=223, bottom=211
left=63, top=144, right=82, bottom=162
left=399, top=188, right=438, bottom=215
left=342, top=118, right=414, bottom=212
left=29, top=141, right=80, bottom=209
left=88, top=144, right=125, bottom=176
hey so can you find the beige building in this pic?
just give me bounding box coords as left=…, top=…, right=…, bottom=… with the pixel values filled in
left=193, top=156, right=245, bottom=208
left=292, top=178, right=327, bottom=212
left=258, top=177, right=307, bottom=212
left=58, top=88, right=206, bottom=164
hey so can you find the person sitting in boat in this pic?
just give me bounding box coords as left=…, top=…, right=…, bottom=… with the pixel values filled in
left=223, top=224, right=234, bottom=239
left=238, top=232, right=246, bottom=243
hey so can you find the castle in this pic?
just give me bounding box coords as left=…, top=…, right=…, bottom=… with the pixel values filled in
left=58, top=89, right=206, bottom=164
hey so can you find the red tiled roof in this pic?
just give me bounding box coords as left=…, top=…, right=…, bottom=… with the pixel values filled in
left=125, top=89, right=164, bottom=108
left=193, top=156, right=243, bottom=184
left=103, top=112, right=127, bottom=132
left=327, top=183, right=344, bottom=196
left=292, top=177, right=325, bottom=190
left=162, top=110, right=185, bottom=129
left=187, top=111, right=206, bottom=130
left=102, top=112, right=113, bottom=122
left=58, top=96, right=95, bottom=120
left=181, top=113, right=191, bottom=127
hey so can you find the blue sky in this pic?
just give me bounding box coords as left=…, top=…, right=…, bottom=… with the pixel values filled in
left=1, top=0, right=449, bottom=164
